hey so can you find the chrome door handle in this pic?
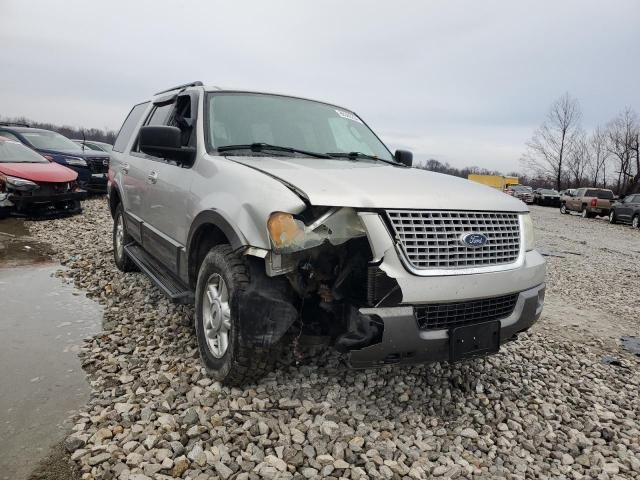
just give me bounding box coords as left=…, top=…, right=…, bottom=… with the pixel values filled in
left=147, top=171, right=158, bottom=184
left=121, top=163, right=130, bottom=174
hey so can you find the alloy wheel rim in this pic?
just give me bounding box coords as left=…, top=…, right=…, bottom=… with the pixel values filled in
left=202, top=273, right=231, bottom=358
left=634, top=217, right=639, bottom=228
left=115, top=215, right=125, bottom=260
left=610, top=211, right=614, bottom=223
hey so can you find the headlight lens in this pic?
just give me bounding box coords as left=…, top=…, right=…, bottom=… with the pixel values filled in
left=267, top=208, right=366, bottom=253
left=5, top=175, right=39, bottom=191
left=521, top=213, right=535, bottom=251
left=267, top=212, right=305, bottom=250
left=64, top=156, right=87, bottom=166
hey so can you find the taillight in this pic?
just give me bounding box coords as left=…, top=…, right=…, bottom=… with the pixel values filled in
left=591, top=198, right=597, bottom=207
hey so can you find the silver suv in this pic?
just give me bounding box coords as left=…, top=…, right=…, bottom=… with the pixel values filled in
left=108, top=81, right=546, bottom=385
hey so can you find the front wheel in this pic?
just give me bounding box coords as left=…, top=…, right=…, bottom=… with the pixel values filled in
left=113, top=203, right=138, bottom=272
left=195, top=245, right=279, bottom=386
left=609, top=210, right=617, bottom=224
left=632, top=215, right=639, bottom=229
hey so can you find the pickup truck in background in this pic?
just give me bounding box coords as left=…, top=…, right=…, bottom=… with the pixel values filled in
left=560, top=188, right=615, bottom=218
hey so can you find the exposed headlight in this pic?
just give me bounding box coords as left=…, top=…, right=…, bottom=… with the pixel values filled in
left=521, top=213, right=535, bottom=251
left=4, top=175, right=39, bottom=191
left=267, top=208, right=366, bottom=253
left=64, top=156, right=87, bottom=166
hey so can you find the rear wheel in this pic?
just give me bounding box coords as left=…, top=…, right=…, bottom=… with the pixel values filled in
left=195, top=244, right=280, bottom=386
left=609, top=210, right=617, bottom=224
left=560, top=204, right=568, bottom=214
left=113, top=203, right=138, bottom=272
left=632, top=215, right=639, bottom=229
left=581, top=207, right=591, bottom=218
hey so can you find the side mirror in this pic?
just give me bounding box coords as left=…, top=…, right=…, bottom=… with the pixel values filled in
left=394, top=149, right=413, bottom=167
left=139, top=126, right=195, bottom=165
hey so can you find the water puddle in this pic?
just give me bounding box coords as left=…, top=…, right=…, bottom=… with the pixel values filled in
left=0, top=219, right=102, bottom=479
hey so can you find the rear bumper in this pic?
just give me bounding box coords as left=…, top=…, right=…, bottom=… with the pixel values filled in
left=587, top=206, right=610, bottom=215
left=539, top=197, right=560, bottom=206
left=349, top=283, right=545, bottom=368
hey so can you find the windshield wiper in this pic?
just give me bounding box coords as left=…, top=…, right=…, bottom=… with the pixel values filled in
left=326, top=151, right=403, bottom=166
left=217, top=143, right=332, bottom=159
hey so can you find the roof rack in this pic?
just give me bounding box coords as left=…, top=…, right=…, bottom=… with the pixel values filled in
left=0, top=121, right=30, bottom=127
left=154, top=81, right=203, bottom=96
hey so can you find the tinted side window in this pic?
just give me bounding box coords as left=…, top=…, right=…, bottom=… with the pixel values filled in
left=113, top=102, right=149, bottom=152
left=147, top=104, right=174, bottom=126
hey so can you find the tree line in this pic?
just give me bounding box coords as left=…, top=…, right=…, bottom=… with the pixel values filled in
left=522, top=93, right=639, bottom=195
left=0, top=115, right=117, bottom=144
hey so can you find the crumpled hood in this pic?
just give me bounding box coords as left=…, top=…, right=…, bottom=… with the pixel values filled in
left=0, top=162, right=78, bottom=183
left=228, top=156, right=527, bottom=211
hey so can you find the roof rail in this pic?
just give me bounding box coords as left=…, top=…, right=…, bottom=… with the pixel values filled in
left=154, top=81, right=203, bottom=96
left=0, top=121, right=30, bottom=127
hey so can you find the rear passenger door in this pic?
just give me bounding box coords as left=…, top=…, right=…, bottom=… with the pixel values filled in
left=619, top=195, right=637, bottom=220
left=111, top=102, right=150, bottom=242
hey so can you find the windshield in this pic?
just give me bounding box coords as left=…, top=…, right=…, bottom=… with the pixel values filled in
left=206, top=93, right=393, bottom=160
left=585, top=189, right=614, bottom=199
left=0, top=139, right=49, bottom=163
left=540, top=189, right=558, bottom=195
left=22, top=131, right=83, bottom=152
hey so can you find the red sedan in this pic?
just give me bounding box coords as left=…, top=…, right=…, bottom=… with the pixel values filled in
left=0, top=136, right=86, bottom=217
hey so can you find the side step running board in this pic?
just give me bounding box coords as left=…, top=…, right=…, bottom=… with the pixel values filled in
left=124, top=244, right=194, bottom=304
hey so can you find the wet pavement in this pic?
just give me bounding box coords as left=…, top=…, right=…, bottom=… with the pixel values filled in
left=0, top=219, right=102, bottom=480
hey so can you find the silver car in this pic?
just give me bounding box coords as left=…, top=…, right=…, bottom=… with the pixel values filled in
left=107, top=82, right=546, bottom=385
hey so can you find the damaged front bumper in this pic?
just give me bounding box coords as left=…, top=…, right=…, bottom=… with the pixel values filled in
left=349, top=283, right=545, bottom=368
left=345, top=211, right=547, bottom=367
left=1, top=190, right=86, bottom=217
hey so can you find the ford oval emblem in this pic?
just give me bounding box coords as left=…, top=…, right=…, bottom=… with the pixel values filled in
left=460, top=232, right=488, bottom=248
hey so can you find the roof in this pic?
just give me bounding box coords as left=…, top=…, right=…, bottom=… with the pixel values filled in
left=0, top=125, right=50, bottom=134
left=150, top=82, right=353, bottom=113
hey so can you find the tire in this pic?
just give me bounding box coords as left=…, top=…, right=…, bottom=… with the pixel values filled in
left=632, top=215, right=639, bottom=229
left=195, top=244, right=279, bottom=386
left=609, top=210, right=617, bottom=224
left=560, top=204, right=568, bottom=214
left=113, top=203, right=138, bottom=272
left=581, top=207, right=590, bottom=218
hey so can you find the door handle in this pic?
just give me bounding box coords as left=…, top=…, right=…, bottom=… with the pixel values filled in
left=121, top=163, right=130, bottom=174
left=147, top=171, right=158, bottom=184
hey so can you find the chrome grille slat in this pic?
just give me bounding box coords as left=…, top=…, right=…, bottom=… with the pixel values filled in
left=387, top=210, right=521, bottom=269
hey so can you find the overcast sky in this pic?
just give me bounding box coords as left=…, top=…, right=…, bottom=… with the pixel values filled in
left=1, top=0, right=639, bottom=172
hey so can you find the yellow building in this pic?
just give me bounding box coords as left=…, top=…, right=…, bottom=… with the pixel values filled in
left=467, top=174, right=519, bottom=192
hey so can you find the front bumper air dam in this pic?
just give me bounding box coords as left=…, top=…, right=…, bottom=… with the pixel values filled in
left=8, top=190, right=87, bottom=215
left=349, top=283, right=545, bottom=368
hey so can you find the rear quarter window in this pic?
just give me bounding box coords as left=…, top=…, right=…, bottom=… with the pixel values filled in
left=113, top=102, right=149, bottom=152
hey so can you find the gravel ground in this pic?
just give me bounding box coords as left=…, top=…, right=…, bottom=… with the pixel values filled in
left=26, top=199, right=639, bottom=480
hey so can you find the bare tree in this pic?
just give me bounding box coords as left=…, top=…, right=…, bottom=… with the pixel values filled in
left=566, top=131, right=590, bottom=187
left=587, top=126, right=609, bottom=187
left=522, top=93, right=582, bottom=190
left=606, top=108, right=639, bottom=194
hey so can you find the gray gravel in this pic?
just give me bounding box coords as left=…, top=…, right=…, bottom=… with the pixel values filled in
left=28, top=199, right=640, bottom=480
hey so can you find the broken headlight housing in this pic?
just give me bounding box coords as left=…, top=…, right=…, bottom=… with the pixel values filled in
left=267, top=207, right=366, bottom=253
left=3, top=175, right=39, bottom=192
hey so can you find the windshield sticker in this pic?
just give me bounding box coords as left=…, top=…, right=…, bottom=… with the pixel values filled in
left=335, top=109, right=363, bottom=124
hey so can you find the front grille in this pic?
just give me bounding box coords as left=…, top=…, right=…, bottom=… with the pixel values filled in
left=10, top=182, right=71, bottom=196
left=415, top=294, right=518, bottom=330
left=87, top=156, right=109, bottom=174
left=386, top=210, right=521, bottom=270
